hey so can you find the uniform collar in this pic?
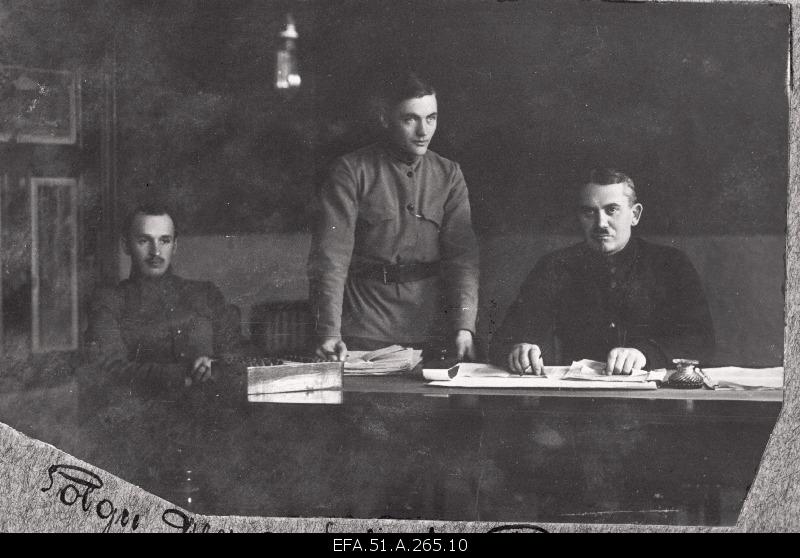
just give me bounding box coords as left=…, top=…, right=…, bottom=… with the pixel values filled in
left=379, top=140, right=424, bottom=169
left=128, top=267, right=179, bottom=290
left=583, top=236, right=640, bottom=269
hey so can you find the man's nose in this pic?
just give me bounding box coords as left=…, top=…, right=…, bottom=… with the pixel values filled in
left=596, top=211, right=609, bottom=228
left=149, top=242, right=160, bottom=255
left=416, top=121, right=428, bottom=137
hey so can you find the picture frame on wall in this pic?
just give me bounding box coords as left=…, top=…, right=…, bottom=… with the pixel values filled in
left=30, top=177, right=79, bottom=353
left=0, top=65, right=77, bottom=145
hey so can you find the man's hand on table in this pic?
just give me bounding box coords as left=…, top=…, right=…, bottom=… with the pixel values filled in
left=454, top=329, right=476, bottom=361
left=186, top=356, right=215, bottom=387
left=508, top=343, right=544, bottom=375
left=606, top=347, right=646, bottom=375
left=316, top=337, right=348, bottom=362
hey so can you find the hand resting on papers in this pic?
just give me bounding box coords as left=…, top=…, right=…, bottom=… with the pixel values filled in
left=508, top=343, right=646, bottom=376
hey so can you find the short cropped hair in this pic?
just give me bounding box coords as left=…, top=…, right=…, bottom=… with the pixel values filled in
left=378, top=71, right=436, bottom=111
left=121, top=202, right=178, bottom=239
left=584, top=168, right=638, bottom=205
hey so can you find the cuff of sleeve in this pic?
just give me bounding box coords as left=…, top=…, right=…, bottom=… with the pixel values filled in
left=451, top=311, right=477, bottom=334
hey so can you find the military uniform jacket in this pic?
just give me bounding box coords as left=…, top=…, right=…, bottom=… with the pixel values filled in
left=489, top=237, right=715, bottom=369
left=308, top=142, right=480, bottom=345
left=82, top=271, right=242, bottom=396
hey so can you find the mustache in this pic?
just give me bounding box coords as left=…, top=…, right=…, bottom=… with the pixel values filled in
left=592, top=229, right=612, bottom=235
left=145, top=256, right=165, bottom=264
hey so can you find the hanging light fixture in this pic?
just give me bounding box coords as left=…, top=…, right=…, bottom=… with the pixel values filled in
left=275, top=13, right=301, bottom=89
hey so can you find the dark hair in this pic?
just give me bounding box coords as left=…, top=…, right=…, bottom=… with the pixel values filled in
left=378, top=71, right=436, bottom=112
left=584, top=168, right=638, bottom=204
left=121, top=202, right=178, bottom=238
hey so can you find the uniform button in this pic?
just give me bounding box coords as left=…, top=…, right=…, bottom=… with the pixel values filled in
left=407, top=171, right=413, bottom=178
left=610, top=280, right=617, bottom=289
left=176, top=329, right=182, bottom=334
left=407, top=203, right=415, bottom=211
left=610, top=322, right=616, bottom=328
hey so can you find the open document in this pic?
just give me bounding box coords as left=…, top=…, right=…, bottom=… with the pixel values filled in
left=424, top=359, right=783, bottom=391
left=424, top=360, right=663, bottom=390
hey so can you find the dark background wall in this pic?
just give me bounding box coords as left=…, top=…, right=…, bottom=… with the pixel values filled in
left=3, top=0, right=784, bottom=235
left=312, top=1, right=789, bottom=237
left=0, top=0, right=789, bottom=366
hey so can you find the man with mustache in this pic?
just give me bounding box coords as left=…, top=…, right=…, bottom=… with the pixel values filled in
left=308, top=71, right=479, bottom=362
left=489, top=169, right=715, bottom=375
left=81, top=203, right=242, bottom=399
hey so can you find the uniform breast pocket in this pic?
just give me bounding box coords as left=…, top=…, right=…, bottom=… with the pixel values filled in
left=357, top=202, right=396, bottom=226
left=354, top=201, right=397, bottom=253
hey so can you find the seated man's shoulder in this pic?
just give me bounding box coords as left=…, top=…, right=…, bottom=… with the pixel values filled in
left=173, top=275, right=224, bottom=297
left=89, top=281, right=126, bottom=308
left=636, top=238, right=694, bottom=265
left=516, top=243, right=588, bottom=285
left=541, top=242, right=589, bottom=268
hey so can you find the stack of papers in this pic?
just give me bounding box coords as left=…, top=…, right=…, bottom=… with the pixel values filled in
left=344, top=345, right=423, bottom=376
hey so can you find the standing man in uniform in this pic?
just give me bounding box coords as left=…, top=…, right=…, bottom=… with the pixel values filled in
left=308, top=71, right=479, bottom=361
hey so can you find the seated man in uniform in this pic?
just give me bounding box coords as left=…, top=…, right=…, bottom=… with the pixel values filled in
left=81, top=202, right=243, bottom=400
left=489, top=169, right=715, bottom=375
left=307, top=71, right=480, bottom=361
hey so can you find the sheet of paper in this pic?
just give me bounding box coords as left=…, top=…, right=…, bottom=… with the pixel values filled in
left=702, top=366, right=783, bottom=390
left=562, top=359, right=649, bottom=382
left=424, top=362, right=658, bottom=389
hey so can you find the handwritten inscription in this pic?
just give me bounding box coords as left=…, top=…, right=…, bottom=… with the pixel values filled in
left=162, top=508, right=233, bottom=533
left=41, top=464, right=545, bottom=533
left=40, top=464, right=141, bottom=532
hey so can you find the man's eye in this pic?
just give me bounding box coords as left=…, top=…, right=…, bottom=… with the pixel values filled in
left=426, top=116, right=437, bottom=123
left=606, top=207, right=619, bottom=215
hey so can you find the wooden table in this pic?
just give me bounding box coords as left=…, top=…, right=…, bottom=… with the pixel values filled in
left=0, top=373, right=782, bottom=526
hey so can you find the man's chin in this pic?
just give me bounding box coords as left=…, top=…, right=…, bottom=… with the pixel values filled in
left=588, top=240, right=617, bottom=254
left=139, top=266, right=168, bottom=278
left=405, top=145, right=428, bottom=156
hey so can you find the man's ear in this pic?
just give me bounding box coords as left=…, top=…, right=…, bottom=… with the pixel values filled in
left=120, top=236, right=130, bottom=256
left=173, top=236, right=178, bottom=255
left=631, top=203, right=643, bottom=226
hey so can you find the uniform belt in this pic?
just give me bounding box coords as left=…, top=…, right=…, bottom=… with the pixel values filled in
left=349, top=261, right=441, bottom=284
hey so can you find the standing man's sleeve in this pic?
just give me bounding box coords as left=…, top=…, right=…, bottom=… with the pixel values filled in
left=439, top=163, right=480, bottom=334
left=488, top=256, right=560, bottom=367
left=307, top=159, right=359, bottom=339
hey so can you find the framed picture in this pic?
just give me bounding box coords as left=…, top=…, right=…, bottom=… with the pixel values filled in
left=0, top=65, right=77, bottom=145
left=30, top=177, right=78, bottom=352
